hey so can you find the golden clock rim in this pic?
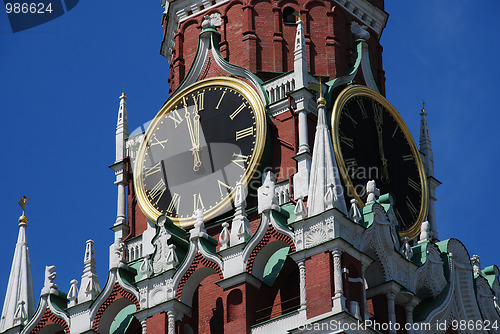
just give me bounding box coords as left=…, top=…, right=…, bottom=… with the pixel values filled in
left=133, top=77, right=267, bottom=228
left=331, top=85, right=429, bottom=239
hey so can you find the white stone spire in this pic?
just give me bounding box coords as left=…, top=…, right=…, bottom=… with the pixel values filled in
left=294, top=16, right=308, bottom=90
left=110, top=91, right=130, bottom=242
left=116, top=91, right=129, bottom=162
left=419, top=103, right=440, bottom=239
left=0, top=201, right=35, bottom=331
left=78, top=240, right=101, bottom=303
left=291, top=16, right=314, bottom=200
left=307, top=96, right=347, bottom=216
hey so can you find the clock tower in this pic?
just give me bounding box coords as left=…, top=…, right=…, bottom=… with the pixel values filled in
left=8, top=1, right=500, bottom=334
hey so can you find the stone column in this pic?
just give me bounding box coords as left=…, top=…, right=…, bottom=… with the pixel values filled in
left=386, top=292, right=396, bottom=334
left=404, top=304, right=414, bottom=334
left=361, top=262, right=369, bottom=320
left=298, top=260, right=307, bottom=312
left=140, top=319, right=147, bottom=334
left=167, top=310, right=176, bottom=334
left=331, top=249, right=346, bottom=312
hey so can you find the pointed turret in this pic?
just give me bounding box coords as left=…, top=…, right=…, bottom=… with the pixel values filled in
left=0, top=198, right=35, bottom=331
left=116, top=91, right=129, bottom=162
left=78, top=240, right=101, bottom=303
left=307, top=94, right=347, bottom=216
left=419, top=103, right=441, bottom=239
left=291, top=15, right=314, bottom=200
left=110, top=91, right=130, bottom=242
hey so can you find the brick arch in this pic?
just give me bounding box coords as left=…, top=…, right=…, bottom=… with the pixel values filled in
left=176, top=253, right=224, bottom=301
left=92, top=283, right=140, bottom=332
left=246, top=224, right=295, bottom=273
left=277, top=0, right=299, bottom=8
left=31, top=308, right=70, bottom=334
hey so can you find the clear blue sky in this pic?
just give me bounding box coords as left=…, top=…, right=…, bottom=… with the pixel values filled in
left=0, top=0, right=498, bottom=307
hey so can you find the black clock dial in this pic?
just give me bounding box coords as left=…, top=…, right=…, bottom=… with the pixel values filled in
left=135, top=78, right=266, bottom=227
left=332, top=86, right=428, bottom=239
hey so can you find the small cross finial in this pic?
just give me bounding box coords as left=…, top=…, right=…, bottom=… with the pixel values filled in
left=421, top=101, right=426, bottom=115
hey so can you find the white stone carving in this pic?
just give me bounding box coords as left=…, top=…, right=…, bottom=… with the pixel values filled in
left=304, top=228, right=328, bottom=248
left=219, top=222, right=230, bottom=250
left=351, top=21, right=370, bottom=40
left=349, top=199, right=362, bottom=223
left=140, top=255, right=153, bottom=278
left=258, top=172, right=280, bottom=214
left=190, top=209, right=208, bottom=240
left=294, top=198, right=307, bottom=221
left=201, top=13, right=221, bottom=30
left=13, top=301, right=26, bottom=325
left=471, top=255, right=481, bottom=276
left=230, top=182, right=251, bottom=246
left=366, top=180, right=380, bottom=203
left=419, top=220, right=432, bottom=243
left=67, top=279, right=78, bottom=307
left=400, top=237, right=413, bottom=260
left=41, top=265, right=58, bottom=295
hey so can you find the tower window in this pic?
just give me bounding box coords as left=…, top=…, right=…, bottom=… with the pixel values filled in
left=283, top=7, right=296, bottom=25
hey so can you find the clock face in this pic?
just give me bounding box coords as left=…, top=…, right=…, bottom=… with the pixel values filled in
left=332, top=86, right=428, bottom=239
left=134, top=78, right=266, bottom=227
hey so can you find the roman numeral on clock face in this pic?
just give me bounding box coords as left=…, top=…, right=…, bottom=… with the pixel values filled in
left=192, top=91, right=204, bottom=111
left=235, top=127, right=254, bottom=141
left=167, top=108, right=184, bottom=128
left=408, top=178, right=420, bottom=192
left=217, top=180, right=232, bottom=199
left=193, top=193, right=205, bottom=212
left=143, top=161, right=162, bottom=178
left=148, top=179, right=166, bottom=205
left=166, top=193, right=181, bottom=215
left=356, top=98, right=369, bottom=119
left=231, top=153, right=250, bottom=170
left=406, top=196, right=418, bottom=219
left=230, top=103, right=246, bottom=120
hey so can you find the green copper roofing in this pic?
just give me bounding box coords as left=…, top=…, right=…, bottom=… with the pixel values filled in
left=263, top=246, right=290, bottom=287
left=410, top=241, right=430, bottom=266
left=481, top=265, right=500, bottom=289
left=199, top=234, right=219, bottom=255
left=413, top=239, right=453, bottom=322
left=48, top=292, right=69, bottom=314
left=280, top=202, right=296, bottom=223
left=110, top=304, right=137, bottom=334
left=118, top=266, right=138, bottom=290
left=325, top=40, right=364, bottom=108
left=271, top=209, right=291, bottom=231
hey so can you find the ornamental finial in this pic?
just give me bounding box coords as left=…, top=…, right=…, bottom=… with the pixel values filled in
left=421, top=101, right=426, bottom=116
left=18, top=196, right=30, bottom=224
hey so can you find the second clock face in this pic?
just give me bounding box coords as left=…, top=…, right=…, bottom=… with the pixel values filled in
left=332, top=86, right=428, bottom=239
left=134, top=78, right=266, bottom=227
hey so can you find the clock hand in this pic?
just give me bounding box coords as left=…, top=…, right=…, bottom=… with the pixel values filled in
left=374, top=109, right=390, bottom=183
left=183, top=97, right=202, bottom=171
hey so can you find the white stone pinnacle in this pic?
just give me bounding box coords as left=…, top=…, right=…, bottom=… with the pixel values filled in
left=78, top=240, right=101, bottom=303
left=307, top=101, right=347, bottom=216
left=0, top=217, right=35, bottom=331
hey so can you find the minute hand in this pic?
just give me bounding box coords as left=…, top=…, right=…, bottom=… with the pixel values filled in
left=373, top=110, right=390, bottom=183
left=183, top=98, right=202, bottom=171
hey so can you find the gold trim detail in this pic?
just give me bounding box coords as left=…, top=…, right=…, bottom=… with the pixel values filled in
left=331, top=85, right=428, bottom=239
left=134, top=77, right=267, bottom=228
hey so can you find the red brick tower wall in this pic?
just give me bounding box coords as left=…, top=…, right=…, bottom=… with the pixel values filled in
left=164, top=0, right=385, bottom=95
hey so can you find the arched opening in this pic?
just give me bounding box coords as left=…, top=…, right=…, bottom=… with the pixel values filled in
left=227, top=289, right=243, bottom=322
left=283, top=7, right=296, bottom=25
left=178, top=269, right=224, bottom=334
left=37, top=324, right=66, bottom=334
left=254, top=247, right=300, bottom=324
left=97, top=298, right=140, bottom=334
left=109, top=304, right=142, bottom=334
